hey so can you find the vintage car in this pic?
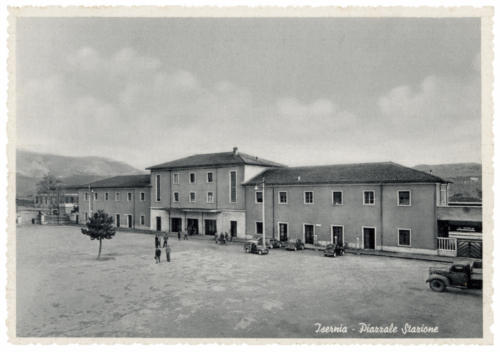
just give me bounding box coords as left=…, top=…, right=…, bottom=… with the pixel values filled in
left=285, top=239, right=305, bottom=251
left=426, top=260, right=482, bottom=292
left=269, top=238, right=284, bottom=248
left=324, top=242, right=345, bottom=257
left=256, top=237, right=273, bottom=249
left=244, top=240, right=269, bottom=255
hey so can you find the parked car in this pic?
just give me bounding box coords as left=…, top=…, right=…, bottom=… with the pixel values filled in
left=324, top=242, right=345, bottom=257
left=244, top=240, right=269, bottom=255
left=269, top=238, right=284, bottom=248
left=426, top=260, right=482, bottom=292
left=256, top=237, right=273, bottom=249
left=285, top=239, right=305, bottom=251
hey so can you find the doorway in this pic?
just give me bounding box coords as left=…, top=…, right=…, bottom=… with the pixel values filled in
left=332, top=226, right=343, bottom=244
left=363, top=227, right=376, bottom=249
left=279, top=223, right=288, bottom=242
left=171, top=217, right=182, bottom=233
left=116, top=214, right=121, bottom=228
left=205, top=219, right=217, bottom=235
left=230, top=221, right=237, bottom=237
left=155, top=216, right=162, bottom=231
left=187, top=218, right=199, bottom=235
left=304, top=224, right=314, bottom=245
left=127, top=215, right=133, bottom=228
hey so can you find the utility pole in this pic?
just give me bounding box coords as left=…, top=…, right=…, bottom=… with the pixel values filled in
left=262, top=177, right=265, bottom=247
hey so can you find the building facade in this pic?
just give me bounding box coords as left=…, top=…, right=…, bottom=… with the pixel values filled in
left=77, top=175, right=151, bottom=230
left=146, top=147, right=284, bottom=236
left=243, top=162, right=449, bottom=255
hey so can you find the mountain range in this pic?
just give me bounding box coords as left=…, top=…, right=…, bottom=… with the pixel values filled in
left=16, top=149, right=143, bottom=199
left=413, top=163, right=482, bottom=202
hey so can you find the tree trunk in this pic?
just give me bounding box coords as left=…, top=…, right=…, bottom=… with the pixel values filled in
left=97, top=238, right=102, bottom=260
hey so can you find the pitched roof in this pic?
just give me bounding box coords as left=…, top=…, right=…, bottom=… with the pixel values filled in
left=243, top=162, right=447, bottom=186
left=75, top=174, right=151, bottom=189
left=146, top=151, right=285, bottom=170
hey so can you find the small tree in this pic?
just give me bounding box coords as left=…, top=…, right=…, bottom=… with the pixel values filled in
left=37, top=174, right=62, bottom=193
left=81, top=210, right=116, bottom=260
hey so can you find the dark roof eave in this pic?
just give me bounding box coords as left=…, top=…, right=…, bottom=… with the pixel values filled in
left=147, top=162, right=284, bottom=171
left=243, top=180, right=448, bottom=186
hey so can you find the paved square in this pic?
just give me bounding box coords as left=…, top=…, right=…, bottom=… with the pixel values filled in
left=16, top=225, right=482, bottom=338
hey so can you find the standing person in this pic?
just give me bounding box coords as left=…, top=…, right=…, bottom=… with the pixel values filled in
left=225, top=232, right=229, bottom=242
left=184, top=230, right=188, bottom=240
left=155, top=234, right=160, bottom=248
left=165, top=245, right=171, bottom=262
left=177, top=230, right=181, bottom=241
left=215, top=233, right=218, bottom=244
left=155, top=247, right=161, bottom=263
left=163, top=233, right=168, bottom=248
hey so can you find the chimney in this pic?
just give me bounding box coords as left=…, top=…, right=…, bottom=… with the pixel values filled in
left=233, top=146, right=239, bottom=155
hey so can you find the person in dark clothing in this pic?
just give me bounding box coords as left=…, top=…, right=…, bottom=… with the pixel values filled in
left=155, top=247, right=161, bottom=263
left=165, top=245, right=171, bottom=262
left=178, top=231, right=181, bottom=241
left=163, top=234, right=168, bottom=248
left=155, top=234, right=160, bottom=248
left=224, top=232, right=229, bottom=242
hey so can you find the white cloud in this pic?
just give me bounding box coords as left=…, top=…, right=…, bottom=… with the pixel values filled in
left=17, top=45, right=480, bottom=168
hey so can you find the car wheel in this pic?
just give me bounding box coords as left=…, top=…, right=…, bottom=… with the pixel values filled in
left=429, top=279, right=446, bottom=292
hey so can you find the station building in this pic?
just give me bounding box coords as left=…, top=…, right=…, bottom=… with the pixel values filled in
left=243, top=162, right=450, bottom=255
left=76, top=175, right=151, bottom=230
left=146, top=147, right=284, bottom=236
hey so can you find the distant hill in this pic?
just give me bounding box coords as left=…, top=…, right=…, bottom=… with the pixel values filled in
left=413, top=163, right=482, bottom=202
left=16, top=149, right=144, bottom=199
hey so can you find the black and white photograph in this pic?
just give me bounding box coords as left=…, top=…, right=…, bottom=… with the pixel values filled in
left=4, top=4, right=495, bottom=345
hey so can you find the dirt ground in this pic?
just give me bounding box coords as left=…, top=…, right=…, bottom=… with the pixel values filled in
left=15, top=225, right=483, bottom=338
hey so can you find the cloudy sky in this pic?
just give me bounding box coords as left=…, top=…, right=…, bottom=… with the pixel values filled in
left=16, top=17, right=481, bottom=169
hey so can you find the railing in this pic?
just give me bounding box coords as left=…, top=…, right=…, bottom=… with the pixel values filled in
left=437, top=237, right=457, bottom=257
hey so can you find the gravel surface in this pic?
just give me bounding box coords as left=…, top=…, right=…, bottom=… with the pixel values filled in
left=16, top=225, right=483, bottom=338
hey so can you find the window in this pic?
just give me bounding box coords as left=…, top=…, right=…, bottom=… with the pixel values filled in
left=126, top=192, right=132, bottom=201
left=105, top=192, right=109, bottom=200
left=398, top=228, right=411, bottom=246
left=207, top=172, right=213, bottom=183
left=35, top=196, right=39, bottom=203
left=230, top=171, right=237, bottom=203
left=93, top=192, right=97, bottom=200
left=115, top=192, right=120, bottom=201
left=156, top=175, right=161, bottom=201
left=255, top=191, right=263, bottom=203
left=279, top=191, right=287, bottom=204
left=207, top=192, right=214, bottom=203
left=173, top=192, right=179, bottom=202
left=304, top=191, right=314, bottom=204
left=140, top=215, right=145, bottom=226
left=439, top=184, right=447, bottom=205
left=256, top=221, right=263, bottom=234
left=332, top=191, right=343, bottom=205
left=398, top=191, right=411, bottom=206
left=363, top=191, right=375, bottom=205
left=190, top=192, right=196, bottom=202
left=189, top=172, right=196, bottom=184
left=84, top=192, right=89, bottom=201
left=140, top=192, right=145, bottom=201
left=173, top=173, right=179, bottom=185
